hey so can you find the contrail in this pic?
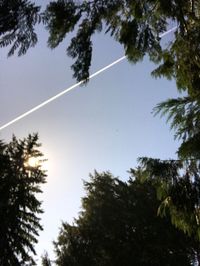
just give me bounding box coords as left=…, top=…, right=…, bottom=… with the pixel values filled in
left=159, top=26, right=177, bottom=38
left=0, top=26, right=177, bottom=131
left=0, top=56, right=126, bottom=131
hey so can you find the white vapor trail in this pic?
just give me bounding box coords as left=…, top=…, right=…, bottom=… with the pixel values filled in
left=0, top=26, right=177, bottom=131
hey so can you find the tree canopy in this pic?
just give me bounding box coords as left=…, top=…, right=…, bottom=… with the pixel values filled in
left=2, top=0, right=200, bottom=256
left=131, top=93, right=200, bottom=243
left=45, top=0, right=200, bottom=95
left=41, top=252, right=52, bottom=266
left=0, top=134, right=46, bottom=265
left=133, top=158, right=200, bottom=237
left=1, top=0, right=200, bottom=96
left=0, top=0, right=42, bottom=56
left=154, top=96, right=200, bottom=159
left=53, top=171, right=196, bottom=266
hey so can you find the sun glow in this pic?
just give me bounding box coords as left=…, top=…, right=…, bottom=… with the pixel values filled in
left=25, top=157, right=39, bottom=168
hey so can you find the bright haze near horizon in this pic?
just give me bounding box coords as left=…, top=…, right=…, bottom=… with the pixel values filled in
left=0, top=2, right=180, bottom=263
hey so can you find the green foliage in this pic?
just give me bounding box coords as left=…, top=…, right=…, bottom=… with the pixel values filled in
left=136, top=157, right=200, bottom=240
left=154, top=96, right=200, bottom=158
left=2, top=0, right=200, bottom=96
left=152, top=29, right=200, bottom=96
left=0, top=133, right=46, bottom=265
left=45, top=0, right=81, bottom=49
left=0, top=0, right=42, bottom=56
left=44, top=0, right=200, bottom=97
left=2, top=1, right=200, bottom=253
left=45, top=0, right=163, bottom=81
left=41, top=252, right=52, bottom=266
left=54, top=171, right=195, bottom=266
left=145, top=84, right=200, bottom=245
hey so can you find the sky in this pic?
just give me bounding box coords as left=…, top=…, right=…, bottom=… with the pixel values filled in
left=0, top=4, right=181, bottom=264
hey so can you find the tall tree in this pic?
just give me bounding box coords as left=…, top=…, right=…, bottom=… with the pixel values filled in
left=2, top=1, right=200, bottom=252
left=54, top=171, right=195, bottom=266
left=134, top=158, right=200, bottom=236
left=135, top=94, right=200, bottom=261
left=133, top=94, right=200, bottom=236
left=0, top=134, right=46, bottom=265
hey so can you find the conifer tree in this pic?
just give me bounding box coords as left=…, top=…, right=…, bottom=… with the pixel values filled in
left=2, top=1, right=200, bottom=97
left=134, top=94, right=200, bottom=240
left=154, top=96, right=200, bottom=159
left=0, top=134, right=46, bottom=265
left=44, top=0, right=200, bottom=97
left=0, top=0, right=42, bottom=56
left=54, top=171, right=196, bottom=266
left=41, top=252, right=52, bottom=266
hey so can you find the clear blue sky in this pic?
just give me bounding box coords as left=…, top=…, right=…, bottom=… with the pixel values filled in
left=1, top=6, right=180, bottom=263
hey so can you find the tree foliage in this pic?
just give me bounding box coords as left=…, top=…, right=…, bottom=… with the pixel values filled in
left=135, top=88, right=200, bottom=247
left=54, top=171, right=195, bottom=266
left=1, top=0, right=200, bottom=95
left=44, top=0, right=200, bottom=95
left=0, top=0, right=42, bottom=56
left=2, top=0, right=200, bottom=256
left=140, top=93, right=200, bottom=242
left=45, top=0, right=163, bottom=81
left=41, top=252, right=52, bottom=266
left=154, top=96, right=200, bottom=159
left=0, top=133, right=46, bottom=265
left=134, top=158, right=200, bottom=240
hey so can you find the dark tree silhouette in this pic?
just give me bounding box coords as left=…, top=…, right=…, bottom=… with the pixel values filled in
left=41, top=252, right=52, bottom=266
left=1, top=0, right=200, bottom=97
left=54, top=171, right=195, bottom=266
left=44, top=0, right=200, bottom=96
left=134, top=93, right=200, bottom=248
left=2, top=0, right=200, bottom=252
left=0, top=134, right=46, bottom=265
left=0, top=0, right=42, bottom=56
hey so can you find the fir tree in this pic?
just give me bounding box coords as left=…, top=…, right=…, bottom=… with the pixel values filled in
left=54, top=171, right=195, bottom=266
left=2, top=1, right=200, bottom=96
left=0, top=0, right=42, bottom=56
left=0, top=133, right=46, bottom=265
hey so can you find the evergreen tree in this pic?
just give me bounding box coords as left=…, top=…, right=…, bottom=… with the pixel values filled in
left=45, top=0, right=200, bottom=96
left=0, top=0, right=42, bottom=56
left=133, top=92, right=200, bottom=253
left=54, top=171, right=195, bottom=266
left=154, top=96, right=200, bottom=159
left=2, top=1, right=200, bottom=96
left=134, top=158, right=200, bottom=236
left=135, top=94, right=200, bottom=240
left=41, top=252, right=52, bottom=266
left=2, top=1, right=200, bottom=255
left=0, top=133, right=46, bottom=265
